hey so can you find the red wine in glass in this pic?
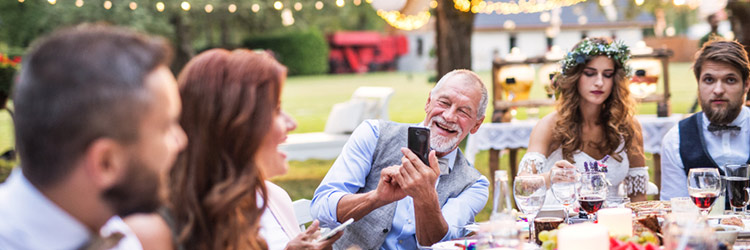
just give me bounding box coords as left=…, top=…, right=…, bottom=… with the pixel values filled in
left=690, top=192, right=718, bottom=209
left=579, top=195, right=605, bottom=214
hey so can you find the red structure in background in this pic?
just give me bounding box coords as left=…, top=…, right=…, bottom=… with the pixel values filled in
left=328, top=31, right=408, bottom=74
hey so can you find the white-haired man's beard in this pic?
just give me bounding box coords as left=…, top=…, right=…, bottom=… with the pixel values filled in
left=429, top=115, right=463, bottom=153
left=701, top=94, right=744, bottom=124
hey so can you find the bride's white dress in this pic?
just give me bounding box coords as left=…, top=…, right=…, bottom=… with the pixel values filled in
left=519, top=142, right=649, bottom=207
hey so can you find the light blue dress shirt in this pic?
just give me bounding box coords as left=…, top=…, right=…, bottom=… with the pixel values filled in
left=660, top=106, right=750, bottom=200
left=311, top=120, right=490, bottom=250
left=0, top=168, right=143, bottom=250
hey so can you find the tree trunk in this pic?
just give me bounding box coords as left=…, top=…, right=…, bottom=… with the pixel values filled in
left=435, top=0, right=475, bottom=80
left=727, top=0, right=750, bottom=56
left=170, top=13, right=195, bottom=73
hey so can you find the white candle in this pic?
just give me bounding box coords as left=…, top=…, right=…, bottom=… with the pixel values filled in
left=598, top=208, right=633, bottom=237
left=558, top=223, right=610, bottom=250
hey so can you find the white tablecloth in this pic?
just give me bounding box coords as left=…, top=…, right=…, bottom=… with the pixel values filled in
left=465, top=114, right=684, bottom=164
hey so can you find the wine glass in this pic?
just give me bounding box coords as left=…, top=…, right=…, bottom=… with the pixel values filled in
left=577, top=172, right=608, bottom=222
left=513, top=175, right=546, bottom=243
left=550, top=167, right=578, bottom=223
left=724, top=164, right=750, bottom=216
left=687, top=168, right=722, bottom=217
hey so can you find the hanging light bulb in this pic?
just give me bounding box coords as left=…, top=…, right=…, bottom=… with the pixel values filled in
left=205, top=4, right=213, bottom=13
left=18, top=0, right=25, bottom=3
left=252, top=4, right=260, bottom=12
left=430, top=0, right=438, bottom=8
left=354, top=0, right=362, bottom=6
left=156, top=2, right=165, bottom=12
left=315, top=1, right=324, bottom=9
left=103, top=0, right=112, bottom=9
left=75, top=0, right=84, bottom=7
left=274, top=1, right=284, bottom=10
left=635, top=0, right=644, bottom=5
left=228, top=4, right=237, bottom=13
left=336, top=0, right=345, bottom=7
left=294, top=2, right=303, bottom=10
left=129, top=2, right=137, bottom=10
left=48, top=0, right=56, bottom=5
left=181, top=1, right=191, bottom=11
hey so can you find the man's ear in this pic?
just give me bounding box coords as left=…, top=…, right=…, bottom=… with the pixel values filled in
left=470, top=115, right=485, bottom=134
left=424, top=93, right=432, bottom=112
left=81, top=138, right=128, bottom=189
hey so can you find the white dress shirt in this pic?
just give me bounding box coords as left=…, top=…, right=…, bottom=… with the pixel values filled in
left=660, top=106, right=750, bottom=200
left=0, top=168, right=143, bottom=250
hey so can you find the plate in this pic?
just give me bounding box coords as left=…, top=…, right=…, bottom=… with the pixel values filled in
left=429, top=240, right=539, bottom=250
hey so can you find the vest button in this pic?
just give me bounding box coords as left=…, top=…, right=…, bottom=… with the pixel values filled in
left=382, top=229, right=389, bottom=233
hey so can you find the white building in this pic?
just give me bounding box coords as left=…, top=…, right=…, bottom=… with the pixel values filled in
left=397, top=1, right=655, bottom=72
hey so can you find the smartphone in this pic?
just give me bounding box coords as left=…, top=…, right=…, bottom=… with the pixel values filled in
left=317, top=218, right=354, bottom=242
left=407, top=127, right=430, bottom=165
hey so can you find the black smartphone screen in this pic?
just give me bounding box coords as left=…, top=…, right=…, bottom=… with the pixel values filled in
left=407, top=127, right=430, bottom=165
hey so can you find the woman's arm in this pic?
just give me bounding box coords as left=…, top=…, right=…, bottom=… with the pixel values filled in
left=520, top=112, right=561, bottom=187
left=626, top=118, right=648, bottom=202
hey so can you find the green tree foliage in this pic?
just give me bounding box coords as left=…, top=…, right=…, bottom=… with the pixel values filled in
left=244, top=29, right=329, bottom=75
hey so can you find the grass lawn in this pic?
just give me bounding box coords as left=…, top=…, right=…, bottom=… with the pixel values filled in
left=0, top=63, right=700, bottom=222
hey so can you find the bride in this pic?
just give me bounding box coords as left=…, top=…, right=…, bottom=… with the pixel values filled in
left=518, top=37, right=648, bottom=203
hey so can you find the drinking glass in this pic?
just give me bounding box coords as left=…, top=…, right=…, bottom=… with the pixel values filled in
left=513, top=175, right=546, bottom=244
left=577, top=172, right=608, bottom=222
left=550, top=167, right=578, bottom=223
left=724, top=164, right=750, bottom=216
left=687, top=168, right=722, bottom=217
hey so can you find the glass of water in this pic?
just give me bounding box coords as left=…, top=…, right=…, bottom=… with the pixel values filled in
left=513, top=175, right=546, bottom=243
left=550, top=167, right=578, bottom=223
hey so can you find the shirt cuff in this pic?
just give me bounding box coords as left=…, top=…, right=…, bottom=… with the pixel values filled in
left=324, top=192, right=348, bottom=227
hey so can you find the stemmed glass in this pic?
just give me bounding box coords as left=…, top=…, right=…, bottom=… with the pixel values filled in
left=550, top=167, right=578, bottom=223
left=687, top=168, right=722, bottom=217
left=513, top=175, right=546, bottom=243
left=577, top=172, right=608, bottom=222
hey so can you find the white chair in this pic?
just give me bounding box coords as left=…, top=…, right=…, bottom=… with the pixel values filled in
left=292, top=199, right=313, bottom=231
left=281, top=86, right=395, bottom=161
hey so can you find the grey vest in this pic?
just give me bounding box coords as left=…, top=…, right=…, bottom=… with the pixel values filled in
left=333, top=121, right=483, bottom=250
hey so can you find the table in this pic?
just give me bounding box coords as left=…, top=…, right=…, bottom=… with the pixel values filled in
left=465, top=114, right=684, bottom=190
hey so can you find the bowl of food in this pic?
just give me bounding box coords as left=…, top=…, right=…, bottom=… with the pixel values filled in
left=713, top=224, right=742, bottom=246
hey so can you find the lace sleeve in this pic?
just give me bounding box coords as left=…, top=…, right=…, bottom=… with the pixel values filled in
left=624, top=166, right=649, bottom=195
left=518, top=152, right=546, bottom=174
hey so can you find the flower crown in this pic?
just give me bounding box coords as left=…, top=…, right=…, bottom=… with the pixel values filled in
left=560, top=39, right=632, bottom=76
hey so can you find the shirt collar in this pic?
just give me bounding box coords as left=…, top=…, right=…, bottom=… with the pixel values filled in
left=701, top=106, right=749, bottom=130
left=0, top=168, right=91, bottom=248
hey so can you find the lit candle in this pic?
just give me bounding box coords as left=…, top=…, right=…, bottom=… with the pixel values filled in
left=558, top=223, right=610, bottom=250
left=598, top=208, right=633, bottom=237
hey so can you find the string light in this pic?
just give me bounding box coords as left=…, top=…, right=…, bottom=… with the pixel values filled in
left=336, top=0, right=345, bottom=7
left=635, top=0, right=644, bottom=5
left=673, top=0, right=684, bottom=5
left=294, top=2, right=303, bottom=11
left=453, top=0, right=586, bottom=15
left=205, top=4, right=213, bottom=13
left=181, top=1, right=190, bottom=11
left=156, top=2, right=165, bottom=12
left=103, top=0, right=112, bottom=9
left=18, top=0, right=24, bottom=3
left=315, top=1, right=324, bottom=9
left=228, top=4, right=237, bottom=13
left=376, top=10, right=430, bottom=30
left=48, top=0, right=56, bottom=5
left=75, top=0, right=83, bottom=7
left=354, top=0, right=362, bottom=6
left=129, top=2, right=137, bottom=10
left=430, top=0, right=438, bottom=8
left=274, top=1, right=284, bottom=10
left=252, top=4, right=260, bottom=12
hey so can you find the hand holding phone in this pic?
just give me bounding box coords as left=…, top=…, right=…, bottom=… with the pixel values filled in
left=407, top=127, right=430, bottom=165
left=316, top=218, right=354, bottom=242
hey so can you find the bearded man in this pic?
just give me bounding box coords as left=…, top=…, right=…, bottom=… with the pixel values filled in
left=311, top=69, right=490, bottom=250
left=660, top=40, right=750, bottom=201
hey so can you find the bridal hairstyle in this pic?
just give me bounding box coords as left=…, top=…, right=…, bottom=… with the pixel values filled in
left=170, top=49, right=285, bottom=250
left=553, top=37, right=641, bottom=163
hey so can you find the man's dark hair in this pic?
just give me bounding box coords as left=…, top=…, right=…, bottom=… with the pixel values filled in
left=13, top=24, right=172, bottom=187
left=693, top=39, right=750, bottom=86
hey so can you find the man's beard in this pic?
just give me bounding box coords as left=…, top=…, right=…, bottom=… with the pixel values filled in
left=701, top=95, right=743, bottom=124
left=429, top=115, right=463, bottom=153
left=101, top=157, right=163, bottom=217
